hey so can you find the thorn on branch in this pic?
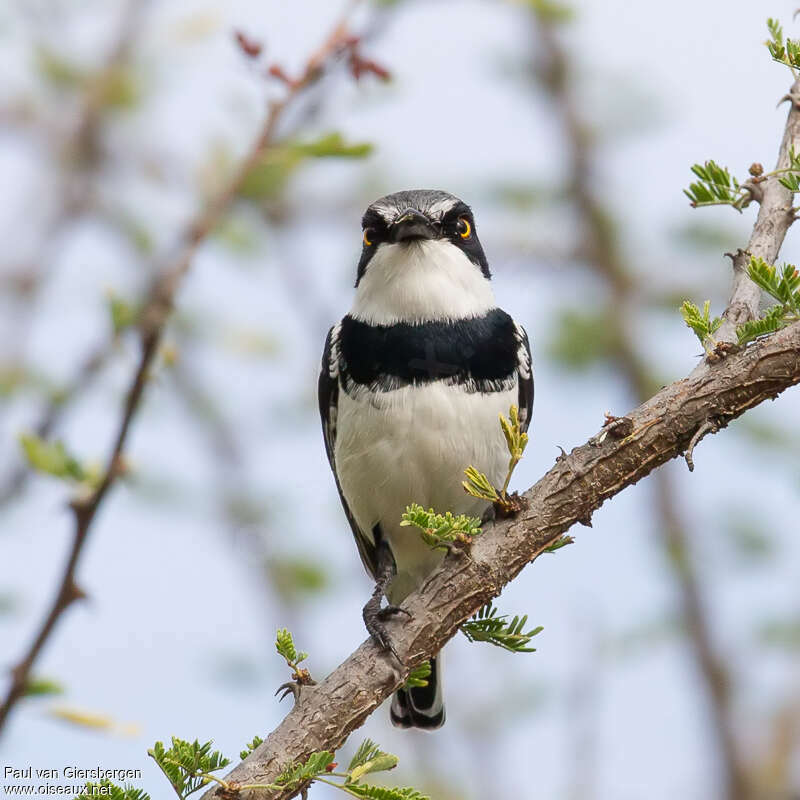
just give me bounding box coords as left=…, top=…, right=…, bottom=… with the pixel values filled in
left=684, top=419, right=719, bottom=472
left=777, top=90, right=800, bottom=109
left=740, top=179, right=765, bottom=205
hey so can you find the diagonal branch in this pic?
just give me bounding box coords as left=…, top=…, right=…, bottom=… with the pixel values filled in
left=0, top=7, right=365, bottom=738
left=203, top=321, right=800, bottom=799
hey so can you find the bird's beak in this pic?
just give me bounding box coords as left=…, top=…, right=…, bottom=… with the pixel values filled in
left=389, top=209, right=437, bottom=243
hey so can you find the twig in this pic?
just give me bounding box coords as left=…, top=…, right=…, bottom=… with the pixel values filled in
left=684, top=419, right=718, bottom=472
left=202, top=321, right=800, bottom=800
left=0, top=6, right=363, bottom=738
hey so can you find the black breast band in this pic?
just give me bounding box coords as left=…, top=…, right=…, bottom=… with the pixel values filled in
left=338, top=309, right=518, bottom=393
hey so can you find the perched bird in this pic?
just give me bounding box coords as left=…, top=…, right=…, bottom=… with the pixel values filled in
left=319, top=189, right=533, bottom=729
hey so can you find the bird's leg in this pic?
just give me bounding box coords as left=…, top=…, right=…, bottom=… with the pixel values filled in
left=363, top=540, right=410, bottom=661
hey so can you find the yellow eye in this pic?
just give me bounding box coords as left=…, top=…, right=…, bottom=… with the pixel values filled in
left=363, top=228, right=374, bottom=246
left=457, top=217, right=471, bottom=239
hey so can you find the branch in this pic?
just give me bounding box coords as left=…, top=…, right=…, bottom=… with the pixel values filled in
left=0, top=8, right=362, bottom=738
left=715, top=77, right=800, bottom=344
left=202, top=321, right=800, bottom=799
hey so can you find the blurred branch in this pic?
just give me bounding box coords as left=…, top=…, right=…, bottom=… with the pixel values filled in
left=203, top=322, right=800, bottom=800
left=0, top=0, right=148, bottom=366
left=527, top=9, right=800, bottom=798
left=0, top=4, right=367, bottom=738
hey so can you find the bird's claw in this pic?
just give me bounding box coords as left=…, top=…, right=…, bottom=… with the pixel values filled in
left=363, top=600, right=411, bottom=663
left=377, top=604, right=411, bottom=621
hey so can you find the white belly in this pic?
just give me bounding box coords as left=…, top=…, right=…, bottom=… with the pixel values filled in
left=334, top=381, right=517, bottom=602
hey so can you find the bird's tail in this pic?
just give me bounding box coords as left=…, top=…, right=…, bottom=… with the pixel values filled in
left=390, top=655, right=445, bottom=729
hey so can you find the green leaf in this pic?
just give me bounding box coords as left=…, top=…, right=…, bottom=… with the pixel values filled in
left=276, top=751, right=335, bottom=787
left=403, top=661, right=431, bottom=690
left=400, top=503, right=482, bottom=550
left=239, top=734, right=264, bottom=761
left=736, top=304, right=793, bottom=345
left=461, top=466, right=499, bottom=504
left=76, top=780, right=150, bottom=800
left=19, top=433, right=86, bottom=481
left=766, top=17, right=800, bottom=69
left=461, top=602, right=543, bottom=653
left=543, top=535, right=573, bottom=554
left=275, top=628, right=307, bottom=665
left=344, top=784, right=430, bottom=800
left=683, top=160, right=745, bottom=209
left=348, top=754, right=399, bottom=784
left=348, top=740, right=383, bottom=773
left=148, top=738, right=230, bottom=799
left=680, top=300, right=722, bottom=348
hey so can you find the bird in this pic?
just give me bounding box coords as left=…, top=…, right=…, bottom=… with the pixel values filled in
left=318, top=189, right=533, bottom=729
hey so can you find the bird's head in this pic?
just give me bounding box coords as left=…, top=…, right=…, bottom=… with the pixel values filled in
left=351, top=190, right=494, bottom=325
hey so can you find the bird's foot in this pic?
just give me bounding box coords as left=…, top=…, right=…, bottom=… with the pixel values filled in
left=363, top=595, right=411, bottom=662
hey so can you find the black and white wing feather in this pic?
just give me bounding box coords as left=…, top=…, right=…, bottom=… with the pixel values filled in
left=514, top=322, right=534, bottom=433
left=318, top=324, right=378, bottom=577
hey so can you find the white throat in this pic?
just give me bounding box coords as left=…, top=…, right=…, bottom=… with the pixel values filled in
left=350, top=239, right=496, bottom=325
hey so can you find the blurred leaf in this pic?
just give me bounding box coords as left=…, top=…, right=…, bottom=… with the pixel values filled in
left=290, top=132, right=373, bottom=159
left=19, top=434, right=85, bottom=481
left=0, top=592, right=19, bottom=616
left=50, top=706, right=114, bottom=731
left=724, top=514, right=775, bottom=561
left=213, top=216, right=259, bottom=253
left=521, top=0, right=574, bottom=23
left=209, top=652, right=263, bottom=690
left=107, top=293, right=139, bottom=334
left=759, top=618, right=800, bottom=651
left=733, top=417, right=800, bottom=453
left=606, top=614, right=682, bottom=658
left=238, top=148, right=302, bottom=201
left=239, top=133, right=373, bottom=202
left=266, top=556, right=330, bottom=601
left=224, top=492, right=269, bottom=528
left=23, top=676, right=64, bottom=697
left=35, top=46, right=86, bottom=89
left=670, top=220, right=743, bottom=253
left=0, top=366, right=26, bottom=398
left=488, top=181, right=560, bottom=211
left=98, top=66, right=140, bottom=109
left=547, top=309, right=619, bottom=369
left=222, top=328, right=281, bottom=357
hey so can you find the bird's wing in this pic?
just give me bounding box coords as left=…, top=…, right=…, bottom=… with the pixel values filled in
left=319, top=324, right=378, bottom=577
left=514, top=322, right=534, bottom=434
